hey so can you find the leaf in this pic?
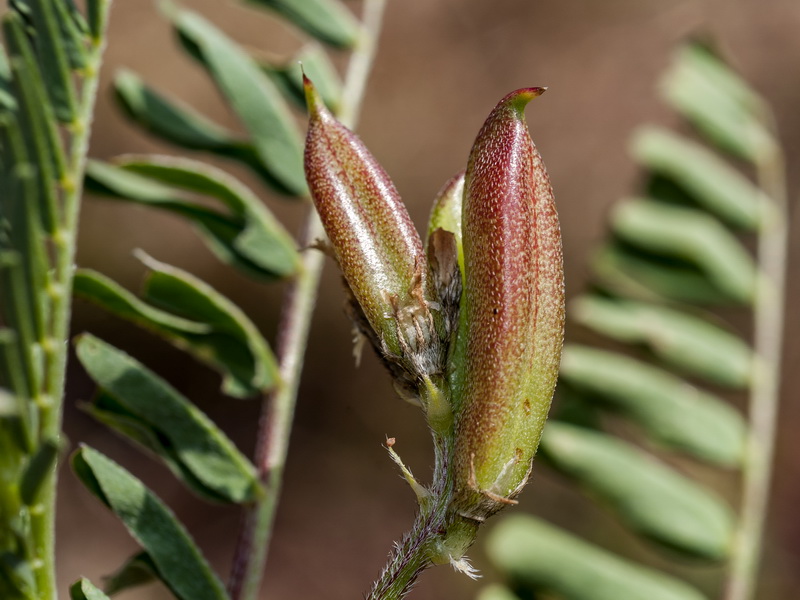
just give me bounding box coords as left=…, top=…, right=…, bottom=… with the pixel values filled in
left=660, top=40, right=775, bottom=163
left=610, top=199, right=757, bottom=305
left=19, top=437, right=60, bottom=505
left=85, top=157, right=300, bottom=280
left=571, top=295, right=752, bottom=388
left=71, top=446, right=230, bottom=600
left=75, top=334, right=262, bottom=503
left=592, top=243, right=732, bottom=306
left=103, top=552, right=159, bottom=596
left=74, top=267, right=277, bottom=399
left=475, top=585, right=521, bottom=600
left=170, top=8, right=306, bottom=196
left=631, top=127, right=764, bottom=230
left=69, top=578, right=110, bottom=600
left=487, top=516, right=708, bottom=600
left=559, top=345, right=746, bottom=466
left=3, top=13, right=65, bottom=232
left=261, top=43, right=342, bottom=113
left=117, top=155, right=300, bottom=277
left=12, top=0, right=78, bottom=121
left=540, top=422, right=735, bottom=559
left=112, top=68, right=244, bottom=150
left=111, top=70, right=284, bottom=188
left=245, top=0, right=361, bottom=48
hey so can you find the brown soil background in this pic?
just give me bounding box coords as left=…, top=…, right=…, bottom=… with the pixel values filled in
left=54, top=0, right=800, bottom=598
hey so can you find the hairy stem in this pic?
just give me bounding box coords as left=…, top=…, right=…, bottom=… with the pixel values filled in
left=32, top=4, right=112, bottom=598
left=366, top=432, right=471, bottom=600
left=724, top=141, right=788, bottom=600
left=227, top=2, right=387, bottom=598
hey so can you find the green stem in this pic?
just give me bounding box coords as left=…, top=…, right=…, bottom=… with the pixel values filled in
left=724, top=142, right=788, bottom=600
left=227, top=2, right=387, bottom=599
left=31, top=3, right=113, bottom=598
left=367, top=433, right=479, bottom=600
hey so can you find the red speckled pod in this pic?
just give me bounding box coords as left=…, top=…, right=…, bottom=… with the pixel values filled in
left=303, top=77, right=441, bottom=380
left=452, top=88, right=565, bottom=520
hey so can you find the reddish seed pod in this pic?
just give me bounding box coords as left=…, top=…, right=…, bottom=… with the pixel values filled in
left=303, top=77, right=443, bottom=383
left=451, top=88, right=565, bottom=521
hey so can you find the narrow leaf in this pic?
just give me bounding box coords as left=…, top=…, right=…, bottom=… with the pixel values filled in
left=246, top=0, right=361, bottom=48
left=611, top=199, right=757, bottom=304
left=540, top=422, right=735, bottom=559
left=487, top=516, right=708, bottom=600
left=103, top=552, right=159, bottom=595
left=476, top=585, right=521, bottom=600
left=75, top=334, right=261, bottom=503
left=74, top=267, right=277, bottom=398
left=71, top=447, right=230, bottom=600
left=660, top=41, right=775, bottom=162
left=14, top=0, right=78, bottom=121
left=559, top=345, right=746, bottom=466
left=571, top=295, right=752, bottom=388
left=69, top=578, right=110, bottom=600
left=631, top=127, right=764, bottom=229
left=113, top=69, right=243, bottom=151
left=3, top=15, right=65, bottom=231
left=112, top=70, right=282, bottom=187
left=51, top=0, right=89, bottom=70
left=116, top=155, right=300, bottom=278
left=85, top=158, right=299, bottom=280
left=77, top=251, right=278, bottom=394
left=19, top=437, right=60, bottom=505
left=592, top=243, right=732, bottom=306
left=261, top=43, right=342, bottom=113
left=171, top=9, right=306, bottom=196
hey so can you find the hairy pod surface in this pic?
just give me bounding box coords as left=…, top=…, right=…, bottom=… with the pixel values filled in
left=303, top=77, right=445, bottom=389
left=452, top=88, right=565, bottom=521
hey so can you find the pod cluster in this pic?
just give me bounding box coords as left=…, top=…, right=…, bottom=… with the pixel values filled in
left=304, top=78, right=564, bottom=521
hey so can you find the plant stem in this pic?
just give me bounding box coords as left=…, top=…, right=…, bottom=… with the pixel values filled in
left=227, top=2, right=387, bottom=598
left=724, top=141, right=788, bottom=600
left=31, top=4, right=112, bottom=598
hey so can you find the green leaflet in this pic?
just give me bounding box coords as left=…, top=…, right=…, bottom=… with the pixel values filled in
left=75, top=334, right=261, bottom=503
left=245, top=0, right=361, bottom=49
left=170, top=8, right=306, bottom=196
left=540, top=422, right=734, bottom=559
left=19, top=438, right=60, bottom=505
left=10, top=0, right=78, bottom=122
left=112, top=69, right=286, bottom=188
left=69, top=578, right=110, bottom=600
left=571, top=295, right=752, bottom=388
left=559, top=345, right=746, bottom=466
left=113, top=69, right=244, bottom=151
left=85, top=157, right=299, bottom=280
left=74, top=262, right=278, bottom=399
left=631, top=127, right=763, bottom=230
left=475, top=585, right=521, bottom=600
left=487, top=516, right=708, bottom=600
left=610, top=199, right=757, bottom=304
left=3, top=13, right=64, bottom=233
left=660, top=40, right=775, bottom=163
left=260, top=43, right=342, bottom=113
left=71, top=447, right=230, bottom=600
left=103, top=552, right=159, bottom=596
left=592, top=243, right=732, bottom=306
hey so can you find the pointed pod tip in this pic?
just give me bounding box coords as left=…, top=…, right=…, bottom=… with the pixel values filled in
left=303, top=73, right=324, bottom=116
left=501, top=86, right=548, bottom=116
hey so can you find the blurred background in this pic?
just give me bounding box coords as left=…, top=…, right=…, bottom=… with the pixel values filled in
left=57, top=0, right=800, bottom=598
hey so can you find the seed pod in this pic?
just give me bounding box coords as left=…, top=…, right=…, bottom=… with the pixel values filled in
left=451, top=88, right=565, bottom=521
left=303, top=77, right=442, bottom=383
